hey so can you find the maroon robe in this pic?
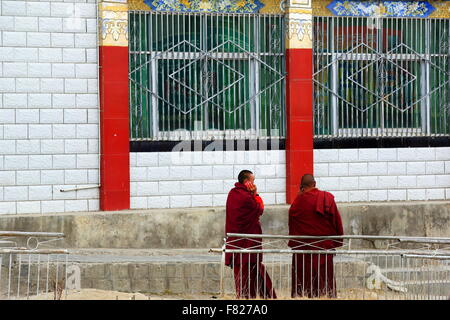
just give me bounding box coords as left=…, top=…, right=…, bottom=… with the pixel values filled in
left=288, top=188, right=344, bottom=298
left=225, top=182, right=277, bottom=299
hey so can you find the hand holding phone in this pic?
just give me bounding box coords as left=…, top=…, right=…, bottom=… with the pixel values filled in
left=244, top=181, right=257, bottom=195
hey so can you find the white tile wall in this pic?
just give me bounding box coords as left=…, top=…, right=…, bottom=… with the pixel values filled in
left=131, top=150, right=287, bottom=209
left=3, top=2, right=449, bottom=213
left=314, top=147, right=450, bottom=202
left=0, top=0, right=99, bottom=215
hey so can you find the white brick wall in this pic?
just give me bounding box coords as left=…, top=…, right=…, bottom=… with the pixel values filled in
left=130, top=151, right=286, bottom=209
left=314, top=147, right=450, bottom=202
left=0, top=0, right=99, bottom=215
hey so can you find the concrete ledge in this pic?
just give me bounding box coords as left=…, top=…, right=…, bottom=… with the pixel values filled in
left=0, top=201, right=449, bottom=249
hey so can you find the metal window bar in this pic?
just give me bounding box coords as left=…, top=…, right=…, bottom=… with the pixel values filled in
left=213, top=234, right=450, bottom=300
left=313, top=16, right=450, bottom=138
left=129, top=11, right=286, bottom=141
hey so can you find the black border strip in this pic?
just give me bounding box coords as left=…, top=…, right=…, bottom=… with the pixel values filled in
left=130, top=137, right=450, bottom=152
left=130, top=139, right=286, bottom=152
left=314, top=137, right=450, bottom=149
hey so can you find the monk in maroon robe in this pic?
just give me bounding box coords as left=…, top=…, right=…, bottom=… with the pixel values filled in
left=288, top=174, right=344, bottom=298
left=225, top=170, right=277, bottom=299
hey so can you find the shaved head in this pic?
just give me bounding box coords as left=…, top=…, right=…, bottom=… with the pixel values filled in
left=238, top=170, right=254, bottom=184
left=301, top=174, right=316, bottom=189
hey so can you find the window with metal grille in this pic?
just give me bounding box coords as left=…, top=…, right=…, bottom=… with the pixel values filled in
left=313, top=17, right=450, bottom=138
left=129, top=11, right=286, bottom=141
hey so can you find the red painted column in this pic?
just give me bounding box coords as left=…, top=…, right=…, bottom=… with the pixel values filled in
left=99, top=46, right=130, bottom=211
left=98, top=2, right=130, bottom=211
left=285, top=12, right=314, bottom=204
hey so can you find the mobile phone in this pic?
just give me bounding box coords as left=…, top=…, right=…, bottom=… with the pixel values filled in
left=244, top=181, right=254, bottom=191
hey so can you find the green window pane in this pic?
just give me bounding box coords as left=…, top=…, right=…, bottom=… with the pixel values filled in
left=129, top=12, right=285, bottom=140
left=314, top=17, right=450, bottom=137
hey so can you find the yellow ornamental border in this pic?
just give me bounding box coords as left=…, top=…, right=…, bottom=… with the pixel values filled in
left=286, top=8, right=313, bottom=14
left=128, top=0, right=286, bottom=14
left=312, top=0, right=450, bottom=18
left=285, top=13, right=313, bottom=49
left=100, top=0, right=315, bottom=48
left=100, top=2, right=129, bottom=47
left=128, top=0, right=151, bottom=10
left=124, top=0, right=450, bottom=17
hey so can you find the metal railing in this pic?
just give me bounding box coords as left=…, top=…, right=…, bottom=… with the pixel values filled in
left=313, top=16, right=450, bottom=138
left=211, top=234, right=450, bottom=300
left=129, top=11, right=286, bottom=141
left=0, top=231, right=69, bottom=300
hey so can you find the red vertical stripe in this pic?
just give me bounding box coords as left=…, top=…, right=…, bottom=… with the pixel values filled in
left=285, top=48, right=314, bottom=204
left=99, top=46, right=130, bottom=211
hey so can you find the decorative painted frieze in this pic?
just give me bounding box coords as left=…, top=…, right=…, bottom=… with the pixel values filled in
left=260, top=0, right=285, bottom=13
left=327, top=1, right=436, bottom=18
left=100, top=1, right=129, bottom=47
left=285, top=0, right=312, bottom=49
left=144, top=0, right=264, bottom=13
left=286, top=16, right=312, bottom=48
left=289, top=0, right=311, bottom=9
left=129, top=0, right=286, bottom=14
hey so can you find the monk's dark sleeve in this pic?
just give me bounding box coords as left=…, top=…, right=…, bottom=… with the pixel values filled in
left=247, top=193, right=264, bottom=217
left=235, top=192, right=263, bottom=231
left=288, top=196, right=299, bottom=235
left=253, top=195, right=264, bottom=217
left=331, top=200, right=344, bottom=236
left=288, top=196, right=301, bottom=248
left=253, top=194, right=264, bottom=211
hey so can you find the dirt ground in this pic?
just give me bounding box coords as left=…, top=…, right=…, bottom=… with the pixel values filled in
left=19, top=288, right=401, bottom=300
left=22, top=289, right=218, bottom=300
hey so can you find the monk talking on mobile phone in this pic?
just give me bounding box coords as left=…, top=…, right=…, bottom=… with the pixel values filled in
left=225, top=170, right=277, bottom=299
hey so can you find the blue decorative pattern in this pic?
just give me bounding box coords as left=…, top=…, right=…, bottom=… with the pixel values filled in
left=327, top=1, right=436, bottom=17
left=145, top=0, right=264, bottom=13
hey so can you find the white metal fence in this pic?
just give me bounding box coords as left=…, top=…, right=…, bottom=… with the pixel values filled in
left=212, top=234, right=450, bottom=300
left=0, top=232, right=70, bottom=300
